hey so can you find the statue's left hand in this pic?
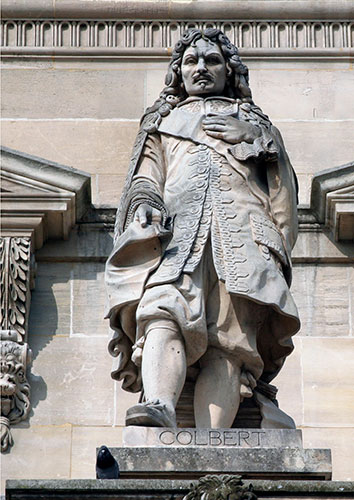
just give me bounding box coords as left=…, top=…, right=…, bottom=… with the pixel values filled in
left=202, top=115, right=261, bottom=144
left=134, top=203, right=163, bottom=228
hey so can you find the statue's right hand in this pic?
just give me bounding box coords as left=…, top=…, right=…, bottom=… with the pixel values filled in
left=134, top=203, right=163, bottom=228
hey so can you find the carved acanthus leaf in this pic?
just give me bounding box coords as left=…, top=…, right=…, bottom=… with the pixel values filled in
left=0, top=237, right=32, bottom=342
left=183, top=474, right=258, bottom=500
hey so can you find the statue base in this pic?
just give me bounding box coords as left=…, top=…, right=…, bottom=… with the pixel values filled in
left=5, top=429, right=335, bottom=499
left=111, top=427, right=331, bottom=481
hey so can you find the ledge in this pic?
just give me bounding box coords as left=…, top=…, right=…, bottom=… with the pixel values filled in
left=311, top=162, right=354, bottom=241
left=2, top=0, right=354, bottom=20
left=0, top=146, right=91, bottom=250
left=106, top=446, right=332, bottom=480
left=6, top=479, right=354, bottom=499
left=1, top=47, right=352, bottom=61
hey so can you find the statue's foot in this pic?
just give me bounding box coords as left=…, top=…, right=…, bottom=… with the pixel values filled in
left=125, top=399, right=176, bottom=427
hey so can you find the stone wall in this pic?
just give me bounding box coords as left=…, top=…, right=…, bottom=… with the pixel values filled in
left=1, top=0, right=353, bottom=494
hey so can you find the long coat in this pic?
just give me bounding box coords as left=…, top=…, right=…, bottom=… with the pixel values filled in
left=105, top=96, right=300, bottom=393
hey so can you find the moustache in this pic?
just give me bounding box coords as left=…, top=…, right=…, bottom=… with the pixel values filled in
left=192, top=74, right=213, bottom=84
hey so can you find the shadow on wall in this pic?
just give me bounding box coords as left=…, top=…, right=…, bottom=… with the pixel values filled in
left=26, top=259, right=73, bottom=421
left=326, top=232, right=354, bottom=259
left=26, top=229, right=114, bottom=420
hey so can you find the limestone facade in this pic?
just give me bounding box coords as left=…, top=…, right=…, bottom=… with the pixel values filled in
left=0, top=0, right=353, bottom=494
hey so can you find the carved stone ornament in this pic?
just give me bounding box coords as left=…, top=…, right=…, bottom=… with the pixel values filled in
left=0, top=330, right=32, bottom=452
left=0, top=236, right=33, bottom=452
left=1, top=150, right=91, bottom=452
left=183, top=474, right=258, bottom=500
left=0, top=237, right=32, bottom=343
left=1, top=11, right=353, bottom=62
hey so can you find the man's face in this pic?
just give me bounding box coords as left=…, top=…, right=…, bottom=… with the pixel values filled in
left=181, top=38, right=227, bottom=97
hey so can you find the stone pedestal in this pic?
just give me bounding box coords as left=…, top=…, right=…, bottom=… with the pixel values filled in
left=3, top=427, right=339, bottom=499
left=107, top=427, right=332, bottom=481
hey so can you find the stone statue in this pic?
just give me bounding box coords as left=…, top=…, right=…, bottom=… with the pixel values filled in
left=105, top=28, right=300, bottom=429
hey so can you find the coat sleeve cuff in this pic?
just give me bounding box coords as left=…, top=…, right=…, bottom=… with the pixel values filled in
left=229, top=127, right=280, bottom=162
left=124, top=179, right=168, bottom=229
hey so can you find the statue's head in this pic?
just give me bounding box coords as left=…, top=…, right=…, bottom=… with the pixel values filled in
left=143, top=28, right=252, bottom=132
left=163, top=28, right=252, bottom=102
left=181, top=37, right=227, bottom=97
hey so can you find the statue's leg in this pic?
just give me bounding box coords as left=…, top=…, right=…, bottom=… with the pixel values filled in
left=194, top=263, right=264, bottom=428
left=194, top=347, right=242, bottom=428
left=125, top=320, right=186, bottom=427
left=130, top=272, right=208, bottom=427
left=142, top=320, right=187, bottom=413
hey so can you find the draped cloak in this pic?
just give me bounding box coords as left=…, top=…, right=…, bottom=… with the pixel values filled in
left=105, top=96, right=300, bottom=394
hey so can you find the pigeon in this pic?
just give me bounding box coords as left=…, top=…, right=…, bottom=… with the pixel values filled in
left=96, top=445, right=120, bottom=479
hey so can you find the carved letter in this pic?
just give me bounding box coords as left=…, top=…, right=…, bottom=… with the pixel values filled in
left=194, top=430, right=208, bottom=446
left=251, top=430, right=266, bottom=446
left=223, top=430, right=237, bottom=446
left=159, top=430, right=175, bottom=445
left=209, top=431, right=222, bottom=446
left=176, top=430, right=193, bottom=446
left=238, top=431, right=251, bottom=446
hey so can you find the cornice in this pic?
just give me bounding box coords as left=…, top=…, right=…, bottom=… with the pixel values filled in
left=311, top=162, right=354, bottom=242
left=1, top=47, right=352, bottom=61
left=1, top=18, right=352, bottom=61
left=2, top=1, right=354, bottom=21
left=0, top=146, right=91, bottom=250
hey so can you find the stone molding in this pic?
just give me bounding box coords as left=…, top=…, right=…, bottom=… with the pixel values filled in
left=311, top=162, right=354, bottom=241
left=3, top=47, right=352, bottom=62
left=0, top=146, right=91, bottom=251
left=5, top=479, right=354, bottom=499
left=107, top=446, right=332, bottom=480
left=1, top=19, right=353, bottom=57
left=1, top=0, right=354, bottom=21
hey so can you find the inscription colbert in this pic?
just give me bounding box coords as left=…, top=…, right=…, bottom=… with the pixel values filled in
left=122, top=427, right=303, bottom=448
left=159, top=429, right=266, bottom=447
